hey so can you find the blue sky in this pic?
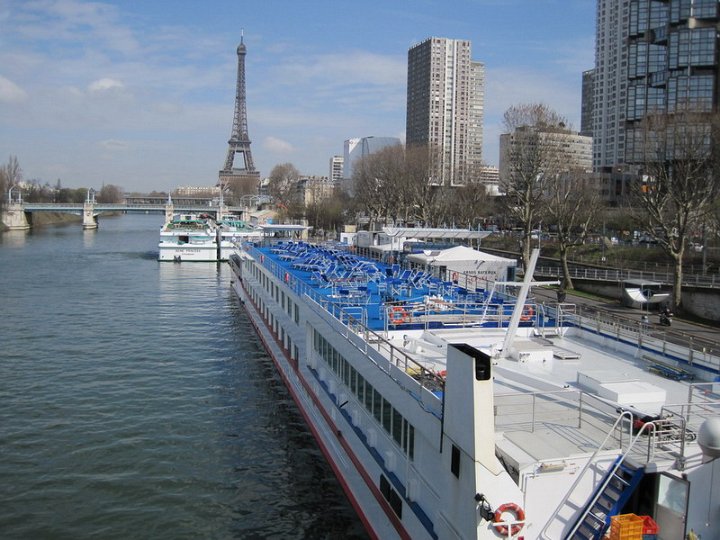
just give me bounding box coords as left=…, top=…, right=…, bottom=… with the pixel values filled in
left=0, top=0, right=595, bottom=193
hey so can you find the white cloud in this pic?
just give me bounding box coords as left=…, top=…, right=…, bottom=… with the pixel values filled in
left=88, top=77, right=124, bottom=93
left=263, top=136, right=295, bottom=154
left=98, top=139, right=129, bottom=151
left=0, top=75, right=28, bottom=103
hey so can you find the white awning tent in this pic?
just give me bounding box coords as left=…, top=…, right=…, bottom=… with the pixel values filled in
left=406, top=245, right=516, bottom=284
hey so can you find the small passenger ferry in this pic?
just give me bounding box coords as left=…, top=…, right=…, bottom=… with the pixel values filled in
left=158, top=213, right=219, bottom=262
left=229, top=236, right=720, bottom=540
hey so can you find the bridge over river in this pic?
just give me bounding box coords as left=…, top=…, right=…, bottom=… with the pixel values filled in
left=2, top=192, right=265, bottom=231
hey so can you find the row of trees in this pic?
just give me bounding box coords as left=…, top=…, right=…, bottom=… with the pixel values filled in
left=264, top=103, right=720, bottom=312
left=0, top=156, right=124, bottom=208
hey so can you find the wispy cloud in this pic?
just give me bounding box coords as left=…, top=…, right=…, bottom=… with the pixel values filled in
left=0, top=75, right=27, bottom=103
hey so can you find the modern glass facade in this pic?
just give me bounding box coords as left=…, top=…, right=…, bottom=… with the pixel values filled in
left=624, top=0, right=719, bottom=163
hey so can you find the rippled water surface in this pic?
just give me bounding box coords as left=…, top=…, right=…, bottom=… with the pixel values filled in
left=0, top=215, right=366, bottom=539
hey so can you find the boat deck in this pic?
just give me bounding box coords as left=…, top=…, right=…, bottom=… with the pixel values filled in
left=251, top=241, right=541, bottom=332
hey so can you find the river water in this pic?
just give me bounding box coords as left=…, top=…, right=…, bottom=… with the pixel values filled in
left=0, top=214, right=366, bottom=539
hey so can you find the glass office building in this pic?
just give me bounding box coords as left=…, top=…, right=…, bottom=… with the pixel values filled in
left=624, top=0, right=719, bottom=163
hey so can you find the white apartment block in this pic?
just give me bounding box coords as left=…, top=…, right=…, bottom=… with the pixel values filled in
left=406, top=37, right=485, bottom=186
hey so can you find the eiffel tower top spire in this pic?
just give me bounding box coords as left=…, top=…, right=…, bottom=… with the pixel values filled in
left=219, top=32, right=259, bottom=193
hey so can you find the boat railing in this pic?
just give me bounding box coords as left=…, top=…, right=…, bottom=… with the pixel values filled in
left=557, top=417, right=664, bottom=540
left=301, top=288, right=447, bottom=401
left=494, top=388, right=621, bottom=440
left=554, top=304, right=720, bottom=377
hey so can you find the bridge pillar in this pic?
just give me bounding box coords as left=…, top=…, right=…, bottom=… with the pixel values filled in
left=82, top=203, right=98, bottom=230
left=164, top=204, right=174, bottom=224
left=2, top=203, right=31, bottom=230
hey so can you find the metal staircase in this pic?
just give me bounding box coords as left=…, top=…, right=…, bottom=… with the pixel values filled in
left=568, top=456, right=645, bottom=540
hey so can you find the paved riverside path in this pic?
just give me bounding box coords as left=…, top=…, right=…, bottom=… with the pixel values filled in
left=529, top=286, right=720, bottom=350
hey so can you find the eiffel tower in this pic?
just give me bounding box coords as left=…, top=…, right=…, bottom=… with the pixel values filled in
left=218, top=33, right=260, bottom=194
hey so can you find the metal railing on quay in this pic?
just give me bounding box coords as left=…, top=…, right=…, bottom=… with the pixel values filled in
left=534, top=264, right=720, bottom=288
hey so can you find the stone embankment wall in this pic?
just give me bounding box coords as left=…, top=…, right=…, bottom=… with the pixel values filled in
left=1, top=211, right=81, bottom=231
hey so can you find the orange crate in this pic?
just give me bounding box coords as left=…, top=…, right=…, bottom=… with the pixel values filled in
left=610, top=514, right=644, bottom=540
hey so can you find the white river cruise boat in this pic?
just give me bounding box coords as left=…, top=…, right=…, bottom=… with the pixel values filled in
left=158, top=213, right=220, bottom=262
left=229, top=239, right=720, bottom=540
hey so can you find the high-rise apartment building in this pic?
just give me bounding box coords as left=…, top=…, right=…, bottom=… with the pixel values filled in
left=581, top=69, right=595, bottom=137
left=593, top=0, right=630, bottom=172
left=406, top=37, right=485, bottom=186
left=329, top=155, right=344, bottom=184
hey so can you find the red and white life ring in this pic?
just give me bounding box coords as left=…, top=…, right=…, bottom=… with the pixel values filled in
left=451, top=272, right=459, bottom=282
left=493, top=502, right=525, bottom=537
left=520, top=305, right=534, bottom=322
left=389, top=306, right=409, bottom=325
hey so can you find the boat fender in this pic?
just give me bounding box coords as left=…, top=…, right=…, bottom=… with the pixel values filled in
left=493, top=502, right=525, bottom=536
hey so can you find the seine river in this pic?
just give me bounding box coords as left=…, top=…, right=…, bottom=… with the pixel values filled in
left=0, top=214, right=366, bottom=539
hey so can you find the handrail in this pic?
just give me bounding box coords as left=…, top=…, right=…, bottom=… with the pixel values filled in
left=562, top=418, right=661, bottom=540
left=540, top=410, right=633, bottom=540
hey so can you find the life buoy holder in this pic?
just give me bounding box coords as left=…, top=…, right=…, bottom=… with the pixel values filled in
left=493, top=502, right=525, bottom=537
left=520, top=305, right=534, bottom=322
left=389, top=306, right=409, bottom=325
left=451, top=272, right=459, bottom=282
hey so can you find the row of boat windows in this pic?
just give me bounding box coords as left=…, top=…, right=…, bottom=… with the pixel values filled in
left=246, top=262, right=300, bottom=361
left=313, top=329, right=415, bottom=460
left=247, top=257, right=415, bottom=459
left=251, top=262, right=300, bottom=325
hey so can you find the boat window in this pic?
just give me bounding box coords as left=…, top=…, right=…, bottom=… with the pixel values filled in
left=392, top=409, right=402, bottom=445
left=357, top=375, right=365, bottom=402
left=451, top=445, right=461, bottom=478
left=364, top=381, right=373, bottom=411
left=350, top=367, right=357, bottom=394
left=382, top=398, right=392, bottom=432
left=373, top=389, right=382, bottom=422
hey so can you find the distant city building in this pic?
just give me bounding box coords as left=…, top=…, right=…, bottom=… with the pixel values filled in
left=342, top=136, right=402, bottom=179
left=173, top=186, right=221, bottom=198
left=581, top=69, right=595, bottom=137
left=295, top=176, right=335, bottom=206
left=478, top=166, right=501, bottom=197
left=406, top=37, right=485, bottom=186
left=499, top=126, right=592, bottom=185
left=592, top=0, right=630, bottom=172
left=329, top=155, right=344, bottom=184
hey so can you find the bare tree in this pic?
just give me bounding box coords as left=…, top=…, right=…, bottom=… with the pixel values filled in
left=268, top=163, right=301, bottom=218
left=96, top=184, right=124, bottom=203
left=499, top=104, right=568, bottom=269
left=630, top=109, right=720, bottom=310
left=542, top=172, right=600, bottom=290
